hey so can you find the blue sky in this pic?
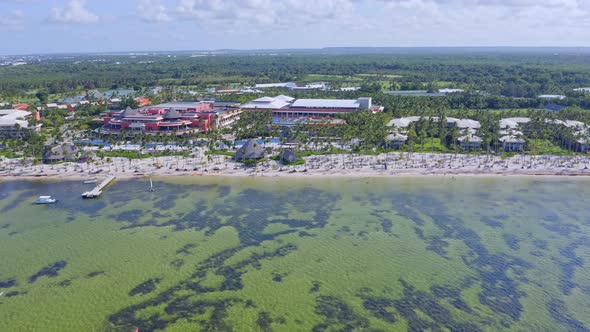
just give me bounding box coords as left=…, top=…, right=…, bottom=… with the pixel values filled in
left=1, top=0, right=589, bottom=55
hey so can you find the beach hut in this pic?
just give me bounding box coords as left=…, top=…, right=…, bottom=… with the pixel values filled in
left=42, top=143, right=79, bottom=163
left=235, top=139, right=264, bottom=161
left=279, top=149, right=299, bottom=164
left=78, top=151, right=96, bottom=163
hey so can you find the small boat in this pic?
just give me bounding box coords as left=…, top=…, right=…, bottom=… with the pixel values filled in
left=148, top=178, right=154, bottom=192
left=34, top=196, right=57, bottom=204
left=83, top=179, right=97, bottom=184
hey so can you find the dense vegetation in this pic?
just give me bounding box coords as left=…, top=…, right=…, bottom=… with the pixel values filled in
left=2, top=52, right=590, bottom=103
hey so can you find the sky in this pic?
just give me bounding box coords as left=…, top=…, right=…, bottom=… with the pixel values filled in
left=1, top=0, right=589, bottom=55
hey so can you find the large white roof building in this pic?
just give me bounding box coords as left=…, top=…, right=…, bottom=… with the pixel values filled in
left=538, top=94, right=566, bottom=100
left=241, top=96, right=292, bottom=110
left=290, top=99, right=362, bottom=109
left=0, top=109, right=40, bottom=138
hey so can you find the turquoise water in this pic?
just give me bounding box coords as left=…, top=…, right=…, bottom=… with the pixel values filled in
left=0, top=177, right=589, bottom=331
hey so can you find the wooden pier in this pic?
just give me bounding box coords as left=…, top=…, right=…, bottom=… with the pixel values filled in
left=82, top=176, right=116, bottom=199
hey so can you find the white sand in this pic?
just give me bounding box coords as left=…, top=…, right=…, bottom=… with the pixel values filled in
left=2, top=152, right=590, bottom=180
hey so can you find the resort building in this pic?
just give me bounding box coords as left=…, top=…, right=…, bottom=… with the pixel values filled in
left=387, top=116, right=480, bottom=131
left=538, top=94, right=566, bottom=100
left=241, top=96, right=292, bottom=111
left=500, top=117, right=531, bottom=130
left=439, top=88, right=465, bottom=94
left=242, top=96, right=383, bottom=118
left=0, top=109, right=41, bottom=138
left=458, top=134, right=482, bottom=150
left=255, top=82, right=297, bottom=89
left=385, top=133, right=408, bottom=149
left=499, top=135, right=526, bottom=152
left=102, top=101, right=243, bottom=135
left=291, top=82, right=329, bottom=91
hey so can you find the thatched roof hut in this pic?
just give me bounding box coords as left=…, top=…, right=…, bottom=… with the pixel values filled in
left=42, top=143, right=78, bottom=163
left=235, top=140, right=264, bottom=160
left=279, top=149, right=299, bottom=164
left=164, top=109, right=181, bottom=120
left=120, top=106, right=139, bottom=117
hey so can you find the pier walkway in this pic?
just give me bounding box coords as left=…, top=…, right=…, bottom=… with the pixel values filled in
left=82, top=176, right=116, bottom=198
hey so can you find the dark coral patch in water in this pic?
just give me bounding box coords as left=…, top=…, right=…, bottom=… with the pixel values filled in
left=392, top=192, right=531, bottom=322
left=104, top=185, right=342, bottom=330
left=4, top=290, right=27, bottom=298
left=170, top=259, right=184, bottom=269
left=392, top=280, right=480, bottom=331
left=113, top=209, right=146, bottom=223
left=257, top=311, right=274, bottom=332
left=313, top=295, right=369, bottom=331
left=28, top=261, right=67, bottom=283
left=176, top=243, right=196, bottom=255
left=503, top=233, right=520, bottom=250
left=58, top=279, right=72, bottom=287
left=129, top=278, right=161, bottom=296
left=218, top=186, right=231, bottom=198
left=272, top=273, right=284, bottom=282
left=363, top=297, right=397, bottom=323
left=0, top=277, right=17, bottom=288
left=87, top=271, right=105, bottom=278
left=547, top=299, right=590, bottom=332
left=481, top=216, right=503, bottom=228
left=310, top=281, right=321, bottom=293
left=558, top=237, right=589, bottom=296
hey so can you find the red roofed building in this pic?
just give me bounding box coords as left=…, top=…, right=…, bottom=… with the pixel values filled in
left=102, top=102, right=217, bottom=136
left=13, top=103, right=29, bottom=111
left=134, top=97, right=152, bottom=107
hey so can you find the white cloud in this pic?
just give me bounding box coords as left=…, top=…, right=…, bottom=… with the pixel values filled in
left=0, top=9, right=24, bottom=31
left=135, top=0, right=590, bottom=46
left=47, top=0, right=99, bottom=24
left=167, top=0, right=372, bottom=28
left=137, top=0, right=171, bottom=23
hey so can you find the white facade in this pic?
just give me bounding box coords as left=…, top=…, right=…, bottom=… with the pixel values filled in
left=439, top=88, right=465, bottom=94
left=290, top=99, right=361, bottom=109
left=538, top=94, right=566, bottom=100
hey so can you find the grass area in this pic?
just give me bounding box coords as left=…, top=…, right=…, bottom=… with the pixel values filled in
left=206, top=150, right=236, bottom=157
left=0, top=150, right=22, bottom=158
left=525, top=139, right=576, bottom=156
left=402, top=138, right=446, bottom=153
left=356, top=73, right=402, bottom=78
left=303, top=74, right=361, bottom=81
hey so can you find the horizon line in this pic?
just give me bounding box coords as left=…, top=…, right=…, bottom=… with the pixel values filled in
left=3, top=46, right=590, bottom=57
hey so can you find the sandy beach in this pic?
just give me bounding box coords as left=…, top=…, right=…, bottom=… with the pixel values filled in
left=2, top=152, right=590, bottom=180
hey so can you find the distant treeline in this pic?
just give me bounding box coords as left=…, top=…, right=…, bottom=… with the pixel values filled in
left=1, top=53, right=590, bottom=101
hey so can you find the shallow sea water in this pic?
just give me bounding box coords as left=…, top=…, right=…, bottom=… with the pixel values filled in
left=0, top=176, right=589, bottom=331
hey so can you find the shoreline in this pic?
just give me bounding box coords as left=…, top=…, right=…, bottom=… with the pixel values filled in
left=2, top=152, right=590, bottom=180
